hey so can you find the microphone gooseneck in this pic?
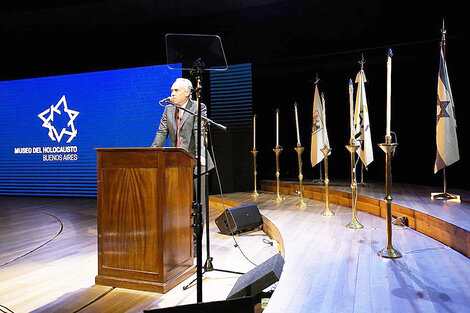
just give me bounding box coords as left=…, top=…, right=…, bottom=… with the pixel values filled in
left=159, top=96, right=172, bottom=106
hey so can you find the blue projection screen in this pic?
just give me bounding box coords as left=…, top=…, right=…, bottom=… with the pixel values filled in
left=0, top=65, right=180, bottom=197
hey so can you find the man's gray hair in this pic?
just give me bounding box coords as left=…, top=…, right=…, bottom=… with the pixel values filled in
left=175, top=78, right=193, bottom=99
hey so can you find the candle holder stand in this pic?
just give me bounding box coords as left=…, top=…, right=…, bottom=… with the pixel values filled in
left=251, top=150, right=260, bottom=198
left=320, top=145, right=334, bottom=216
left=294, top=145, right=308, bottom=208
left=377, top=135, right=402, bottom=258
left=345, top=139, right=363, bottom=229
left=272, top=145, right=285, bottom=202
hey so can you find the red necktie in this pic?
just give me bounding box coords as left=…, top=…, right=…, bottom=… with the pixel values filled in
left=176, top=109, right=182, bottom=147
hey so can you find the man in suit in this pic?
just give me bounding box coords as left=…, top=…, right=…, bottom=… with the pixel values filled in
left=152, top=78, right=213, bottom=168
left=151, top=78, right=212, bottom=248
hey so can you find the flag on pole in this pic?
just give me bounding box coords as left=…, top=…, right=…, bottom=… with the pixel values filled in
left=354, top=69, right=374, bottom=167
left=434, top=27, right=459, bottom=173
left=310, top=83, right=329, bottom=167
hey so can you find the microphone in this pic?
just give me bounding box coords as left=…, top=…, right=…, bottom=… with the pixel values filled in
left=159, top=97, right=172, bottom=104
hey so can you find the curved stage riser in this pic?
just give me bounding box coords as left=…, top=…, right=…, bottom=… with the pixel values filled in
left=260, top=180, right=470, bottom=258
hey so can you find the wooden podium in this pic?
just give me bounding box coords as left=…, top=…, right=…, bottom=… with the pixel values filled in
left=95, top=147, right=196, bottom=293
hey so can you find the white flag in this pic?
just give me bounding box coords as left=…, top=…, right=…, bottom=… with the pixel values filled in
left=310, top=84, right=329, bottom=167
left=354, top=69, right=374, bottom=167
left=434, top=37, right=459, bottom=173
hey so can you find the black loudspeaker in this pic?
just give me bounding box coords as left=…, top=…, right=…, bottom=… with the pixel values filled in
left=215, top=204, right=263, bottom=235
left=144, top=296, right=256, bottom=313
left=227, top=253, right=285, bottom=300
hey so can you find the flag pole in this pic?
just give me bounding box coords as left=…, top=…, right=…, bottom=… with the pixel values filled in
left=312, top=74, right=325, bottom=185
left=443, top=167, right=447, bottom=194
left=357, top=58, right=365, bottom=187
left=346, top=72, right=363, bottom=229
left=356, top=54, right=370, bottom=188
left=441, top=19, right=446, bottom=57
left=431, top=167, right=461, bottom=201
left=431, top=19, right=460, bottom=203
left=358, top=163, right=366, bottom=187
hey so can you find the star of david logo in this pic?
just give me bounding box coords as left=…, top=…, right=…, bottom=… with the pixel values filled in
left=437, top=98, right=450, bottom=122
left=38, top=95, right=79, bottom=143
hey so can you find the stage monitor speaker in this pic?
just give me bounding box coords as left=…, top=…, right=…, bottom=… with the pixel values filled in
left=215, top=204, right=263, bottom=235
left=227, top=253, right=284, bottom=300
left=143, top=296, right=256, bottom=313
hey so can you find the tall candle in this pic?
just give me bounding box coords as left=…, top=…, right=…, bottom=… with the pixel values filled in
left=276, top=109, right=279, bottom=147
left=349, top=79, right=354, bottom=140
left=294, top=103, right=300, bottom=145
left=386, top=49, right=393, bottom=137
left=321, top=92, right=327, bottom=145
left=253, top=114, right=256, bottom=150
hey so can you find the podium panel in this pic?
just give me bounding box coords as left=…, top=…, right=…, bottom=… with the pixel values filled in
left=95, top=148, right=195, bottom=293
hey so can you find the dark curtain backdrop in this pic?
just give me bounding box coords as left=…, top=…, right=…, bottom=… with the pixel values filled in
left=1, top=0, right=467, bottom=192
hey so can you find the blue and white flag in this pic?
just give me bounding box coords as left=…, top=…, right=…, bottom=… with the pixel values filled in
left=434, top=31, right=459, bottom=173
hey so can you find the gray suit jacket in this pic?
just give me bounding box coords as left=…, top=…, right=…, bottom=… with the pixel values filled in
left=152, top=99, right=214, bottom=171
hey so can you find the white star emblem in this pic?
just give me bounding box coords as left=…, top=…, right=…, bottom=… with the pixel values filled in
left=38, top=95, right=79, bottom=143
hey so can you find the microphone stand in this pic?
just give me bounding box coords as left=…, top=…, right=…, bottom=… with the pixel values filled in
left=164, top=58, right=236, bottom=301
left=165, top=85, right=243, bottom=292
left=183, top=120, right=244, bottom=291
left=161, top=33, right=229, bottom=306
left=192, top=61, right=204, bottom=303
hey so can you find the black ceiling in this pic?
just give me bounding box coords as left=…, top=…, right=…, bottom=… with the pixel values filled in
left=1, top=0, right=466, bottom=80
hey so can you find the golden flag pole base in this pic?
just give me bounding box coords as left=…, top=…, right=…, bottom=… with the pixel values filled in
left=377, top=135, right=402, bottom=259
left=272, top=146, right=285, bottom=202
left=294, top=145, right=309, bottom=208
left=431, top=192, right=460, bottom=203
left=431, top=167, right=461, bottom=203
left=250, top=150, right=260, bottom=198
left=320, top=145, right=334, bottom=216
left=345, top=139, right=363, bottom=229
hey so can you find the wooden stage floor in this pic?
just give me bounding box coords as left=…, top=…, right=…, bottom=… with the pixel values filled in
left=221, top=190, right=470, bottom=313
left=0, top=196, right=277, bottom=312
left=1, top=183, right=470, bottom=312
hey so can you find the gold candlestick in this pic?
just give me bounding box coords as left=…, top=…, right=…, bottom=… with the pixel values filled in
left=272, top=145, right=285, bottom=202
left=320, top=145, right=334, bottom=216
left=251, top=150, right=260, bottom=198
left=294, top=145, right=308, bottom=208
left=345, top=139, right=363, bottom=229
left=377, top=136, right=402, bottom=258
